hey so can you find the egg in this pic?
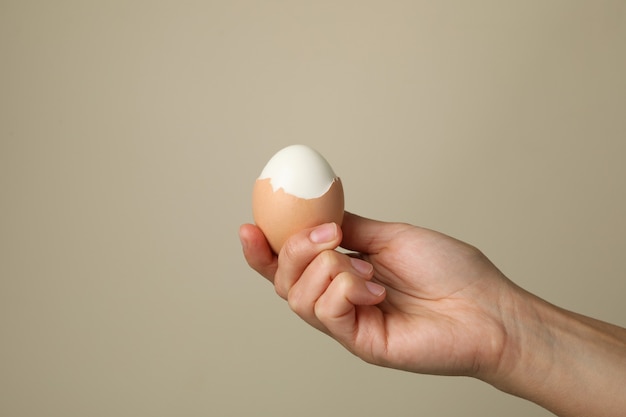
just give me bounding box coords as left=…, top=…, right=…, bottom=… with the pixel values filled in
left=252, top=145, right=345, bottom=254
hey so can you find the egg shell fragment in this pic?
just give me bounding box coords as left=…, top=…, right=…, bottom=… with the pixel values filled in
left=252, top=177, right=344, bottom=254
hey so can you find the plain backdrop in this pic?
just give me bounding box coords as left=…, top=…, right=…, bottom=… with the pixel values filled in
left=1, top=1, right=625, bottom=416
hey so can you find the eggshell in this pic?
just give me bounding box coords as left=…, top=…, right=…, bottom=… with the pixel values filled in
left=252, top=177, right=344, bottom=254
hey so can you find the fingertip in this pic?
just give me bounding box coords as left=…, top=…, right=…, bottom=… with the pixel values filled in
left=238, top=223, right=254, bottom=251
left=349, top=257, right=374, bottom=277
left=309, top=222, right=340, bottom=244
left=280, top=222, right=342, bottom=261
left=365, top=281, right=386, bottom=298
left=239, top=223, right=278, bottom=281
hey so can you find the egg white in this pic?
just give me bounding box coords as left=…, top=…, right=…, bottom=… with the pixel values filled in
left=258, top=145, right=338, bottom=199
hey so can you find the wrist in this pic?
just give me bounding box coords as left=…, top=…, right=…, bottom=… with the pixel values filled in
left=481, top=281, right=626, bottom=417
left=480, top=284, right=555, bottom=395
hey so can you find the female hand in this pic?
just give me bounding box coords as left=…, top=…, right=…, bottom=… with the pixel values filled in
left=240, top=211, right=626, bottom=417
left=239, top=211, right=514, bottom=380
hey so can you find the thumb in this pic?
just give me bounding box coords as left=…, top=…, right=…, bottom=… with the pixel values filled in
left=340, top=212, right=402, bottom=254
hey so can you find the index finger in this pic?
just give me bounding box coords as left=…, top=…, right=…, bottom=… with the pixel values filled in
left=273, top=222, right=343, bottom=299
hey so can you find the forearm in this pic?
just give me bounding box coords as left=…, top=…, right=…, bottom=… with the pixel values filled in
left=489, top=286, right=626, bottom=417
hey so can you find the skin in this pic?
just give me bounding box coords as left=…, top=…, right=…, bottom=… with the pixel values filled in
left=239, top=212, right=626, bottom=417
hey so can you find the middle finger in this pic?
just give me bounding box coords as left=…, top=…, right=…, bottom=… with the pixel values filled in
left=287, top=250, right=374, bottom=332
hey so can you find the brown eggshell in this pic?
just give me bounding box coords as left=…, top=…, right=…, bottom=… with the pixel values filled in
left=252, top=178, right=344, bottom=254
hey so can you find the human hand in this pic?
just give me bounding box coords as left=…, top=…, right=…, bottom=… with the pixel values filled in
left=240, top=211, right=626, bottom=417
left=239, top=211, right=515, bottom=380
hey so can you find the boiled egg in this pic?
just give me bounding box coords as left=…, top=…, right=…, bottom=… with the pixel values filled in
left=252, top=145, right=344, bottom=253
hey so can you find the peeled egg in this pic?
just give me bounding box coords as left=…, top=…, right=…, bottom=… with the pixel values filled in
left=252, top=145, right=345, bottom=253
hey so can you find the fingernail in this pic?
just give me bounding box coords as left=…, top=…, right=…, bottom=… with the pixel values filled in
left=309, top=223, right=337, bottom=244
left=365, top=281, right=385, bottom=296
left=350, top=257, right=373, bottom=276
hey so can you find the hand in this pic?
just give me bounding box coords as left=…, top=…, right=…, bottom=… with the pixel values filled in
left=240, top=211, right=626, bottom=417
left=239, top=211, right=514, bottom=379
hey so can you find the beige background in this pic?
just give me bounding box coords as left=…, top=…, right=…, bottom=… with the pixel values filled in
left=1, top=1, right=625, bottom=416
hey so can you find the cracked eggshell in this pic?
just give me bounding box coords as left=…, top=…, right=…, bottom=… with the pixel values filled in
left=252, top=145, right=345, bottom=254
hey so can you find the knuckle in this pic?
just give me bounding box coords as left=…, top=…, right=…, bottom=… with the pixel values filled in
left=333, top=271, right=354, bottom=289
left=313, top=299, right=328, bottom=321
left=313, top=272, right=351, bottom=320
left=287, top=288, right=304, bottom=313
left=317, top=249, right=341, bottom=270
left=281, top=237, right=301, bottom=262
left=316, top=250, right=350, bottom=279
left=274, top=284, right=287, bottom=300
left=273, top=273, right=288, bottom=300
